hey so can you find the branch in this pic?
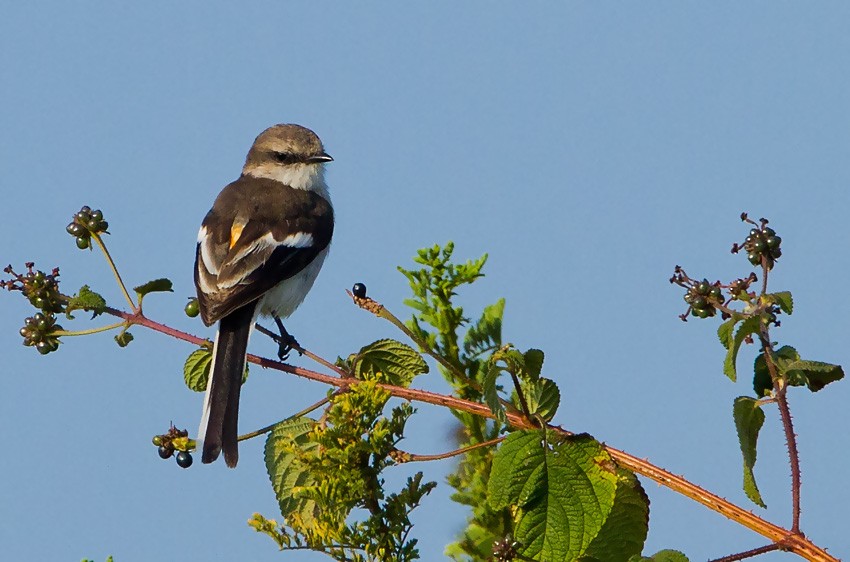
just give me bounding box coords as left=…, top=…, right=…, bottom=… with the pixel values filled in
left=96, top=305, right=835, bottom=562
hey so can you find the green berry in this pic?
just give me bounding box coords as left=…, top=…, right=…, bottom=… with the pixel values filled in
left=76, top=237, right=90, bottom=249
left=152, top=435, right=163, bottom=446
left=184, top=298, right=200, bottom=318
left=697, top=280, right=711, bottom=295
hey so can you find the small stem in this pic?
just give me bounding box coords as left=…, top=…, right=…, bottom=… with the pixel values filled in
left=348, top=291, right=483, bottom=392
left=709, top=544, right=781, bottom=562
left=398, top=436, right=504, bottom=462
left=91, top=234, right=136, bottom=311
left=509, top=370, right=534, bottom=422
left=761, top=256, right=770, bottom=296
left=255, top=323, right=349, bottom=378
left=759, top=326, right=802, bottom=533
left=52, top=320, right=126, bottom=336
left=238, top=396, right=330, bottom=442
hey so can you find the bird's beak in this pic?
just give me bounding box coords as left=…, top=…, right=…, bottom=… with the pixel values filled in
left=308, top=152, right=333, bottom=163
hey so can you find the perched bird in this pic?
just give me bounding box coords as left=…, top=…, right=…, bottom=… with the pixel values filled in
left=194, top=124, right=334, bottom=467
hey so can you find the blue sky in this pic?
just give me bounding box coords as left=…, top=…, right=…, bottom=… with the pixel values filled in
left=2, top=3, right=849, bottom=561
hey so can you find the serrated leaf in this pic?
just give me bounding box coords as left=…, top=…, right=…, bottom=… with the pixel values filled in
left=65, top=285, right=106, bottom=319
left=583, top=469, right=649, bottom=562
left=265, top=418, right=319, bottom=523
left=183, top=346, right=247, bottom=392
left=733, top=396, right=766, bottom=508
left=184, top=348, right=213, bottom=392
left=717, top=317, right=737, bottom=349
left=724, top=317, right=760, bottom=382
left=352, top=338, right=428, bottom=386
left=483, top=364, right=507, bottom=424
left=785, top=359, right=844, bottom=392
left=628, top=550, right=690, bottom=562
left=768, top=291, right=793, bottom=315
left=524, top=349, right=545, bottom=380
left=753, top=346, right=798, bottom=396
left=489, top=431, right=618, bottom=561
left=133, top=278, right=173, bottom=298
left=463, top=298, right=505, bottom=357
left=524, top=377, right=560, bottom=422
left=492, top=346, right=526, bottom=377
left=752, top=353, right=773, bottom=397
left=114, top=331, right=133, bottom=347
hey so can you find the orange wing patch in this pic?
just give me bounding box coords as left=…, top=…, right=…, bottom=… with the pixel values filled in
left=229, top=221, right=245, bottom=249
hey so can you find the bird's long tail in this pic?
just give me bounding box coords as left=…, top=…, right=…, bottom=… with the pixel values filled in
left=198, top=301, right=257, bottom=467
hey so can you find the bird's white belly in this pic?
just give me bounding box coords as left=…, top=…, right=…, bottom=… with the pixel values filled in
left=258, top=246, right=329, bottom=318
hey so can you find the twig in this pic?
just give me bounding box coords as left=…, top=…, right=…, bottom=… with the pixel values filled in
left=709, top=544, right=781, bottom=562
left=238, top=396, right=330, bottom=442
left=395, top=436, right=504, bottom=462
left=91, top=233, right=136, bottom=311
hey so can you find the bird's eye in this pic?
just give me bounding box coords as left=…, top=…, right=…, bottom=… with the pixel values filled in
left=272, top=151, right=295, bottom=163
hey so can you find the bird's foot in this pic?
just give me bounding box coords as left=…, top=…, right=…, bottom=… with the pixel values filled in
left=272, top=317, right=302, bottom=361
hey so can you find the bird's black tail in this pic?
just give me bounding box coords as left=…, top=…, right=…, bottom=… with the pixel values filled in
left=198, top=301, right=257, bottom=467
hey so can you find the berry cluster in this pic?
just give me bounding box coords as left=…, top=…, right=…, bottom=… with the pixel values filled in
left=152, top=425, right=194, bottom=469
left=20, top=312, right=63, bottom=354
left=683, top=278, right=723, bottom=319
left=492, top=536, right=519, bottom=561
left=1, top=263, right=64, bottom=314
left=732, top=215, right=782, bottom=269
left=66, top=206, right=109, bottom=250
left=2, top=263, right=66, bottom=354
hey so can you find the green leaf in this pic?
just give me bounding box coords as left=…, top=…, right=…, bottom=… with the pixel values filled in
left=463, top=298, right=505, bottom=357
left=628, top=550, right=690, bottom=562
left=767, top=291, right=793, bottom=315
left=723, top=316, right=760, bottom=382
left=489, top=431, right=618, bottom=561
left=524, top=377, right=560, bottom=422
left=483, top=364, right=507, bottom=424
left=785, top=359, right=845, bottom=392
left=754, top=346, right=798, bottom=395
left=184, top=348, right=212, bottom=392
left=264, top=418, right=319, bottom=524
left=733, top=396, right=766, bottom=508
left=752, top=353, right=773, bottom=397
left=133, top=278, right=173, bottom=299
left=717, top=317, right=737, bottom=349
left=754, top=346, right=844, bottom=393
left=114, top=331, right=133, bottom=347
left=183, top=346, right=248, bottom=392
left=524, top=348, right=545, bottom=381
left=583, top=469, right=649, bottom=562
left=65, top=285, right=106, bottom=319
left=352, top=338, right=428, bottom=386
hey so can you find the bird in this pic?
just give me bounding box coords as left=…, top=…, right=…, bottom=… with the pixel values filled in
left=194, top=124, right=334, bottom=467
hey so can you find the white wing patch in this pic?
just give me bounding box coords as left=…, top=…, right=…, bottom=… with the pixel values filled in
left=197, top=226, right=220, bottom=276
left=279, top=231, right=314, bottom=248
left=216, top=231, right=314, bottom=290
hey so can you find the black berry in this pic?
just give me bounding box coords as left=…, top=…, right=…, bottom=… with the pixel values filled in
left=176, top=451, right=193, bottom=468
left=158, top=445, right=174, bottom=459
left=352, top=283, right=367, bottom=298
